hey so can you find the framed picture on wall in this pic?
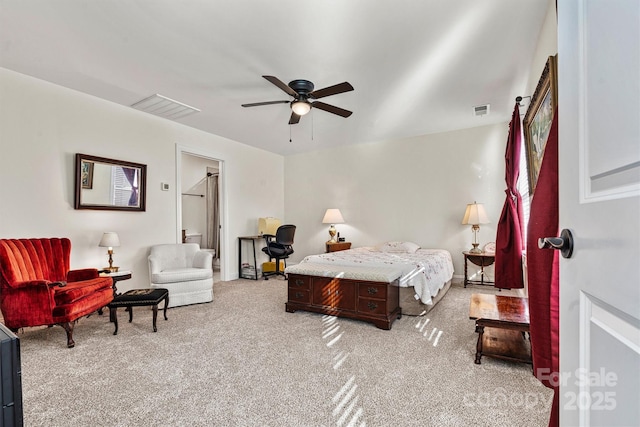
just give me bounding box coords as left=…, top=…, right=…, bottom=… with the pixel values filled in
left=81, top=160, right=94, bottom=189
left=524, top=54, right=558, bottom=196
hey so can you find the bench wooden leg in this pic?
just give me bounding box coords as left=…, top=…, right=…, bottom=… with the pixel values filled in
left=163, top=294, right=169, bottom=321
left=109, top=307, right=119, bottom=335
left=152, top=304, right=158, bottom=332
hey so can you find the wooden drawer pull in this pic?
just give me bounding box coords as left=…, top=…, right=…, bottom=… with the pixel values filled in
left=367, top=287, right=378, bottom=295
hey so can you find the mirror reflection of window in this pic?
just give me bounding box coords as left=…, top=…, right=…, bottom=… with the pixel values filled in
left=111, top=167, right=139, bottom=207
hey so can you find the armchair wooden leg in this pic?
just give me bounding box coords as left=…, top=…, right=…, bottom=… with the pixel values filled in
left=60, top=322, right=75, bottom=348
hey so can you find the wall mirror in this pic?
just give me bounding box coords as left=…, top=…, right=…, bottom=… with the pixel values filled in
left=75, top=153, right=147, bottom=211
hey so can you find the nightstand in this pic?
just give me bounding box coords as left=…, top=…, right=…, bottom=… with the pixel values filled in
left=326, top=242, right=351, bottom=253
left=463, top=252, right=495, bottom=287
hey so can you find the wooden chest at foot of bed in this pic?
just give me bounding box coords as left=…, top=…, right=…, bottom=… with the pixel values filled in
left=286, top=271, right=402, bottom=330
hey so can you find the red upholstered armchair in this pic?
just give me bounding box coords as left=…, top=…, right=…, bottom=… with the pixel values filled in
left=0, top=238, right=114, bottom=348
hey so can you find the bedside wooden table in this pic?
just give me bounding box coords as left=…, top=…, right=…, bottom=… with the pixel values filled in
left=326, top=242, right=351, bottom=253
left=463, top=251, right=495, bottom=287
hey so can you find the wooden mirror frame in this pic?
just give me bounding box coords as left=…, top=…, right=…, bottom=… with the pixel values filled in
left=74, top=153, right=147, bottom=211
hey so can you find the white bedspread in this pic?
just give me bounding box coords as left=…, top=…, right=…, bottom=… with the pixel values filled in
left=299, top=247, right=454, bottom=305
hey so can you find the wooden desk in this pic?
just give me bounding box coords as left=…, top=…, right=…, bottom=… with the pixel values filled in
left=463, top=251, right=495, bottom=287
left=468, top=293, right=531, bottom=365
left=326, top=241, right=351, bottom=253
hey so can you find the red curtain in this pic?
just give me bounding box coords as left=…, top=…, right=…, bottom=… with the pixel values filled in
left=495, top=103, right=525, bottom=289
left=527, top=111, right=559, bottom=427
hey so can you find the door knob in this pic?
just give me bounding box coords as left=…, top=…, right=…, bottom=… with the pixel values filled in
left=538, top=229, right=574, bottom=259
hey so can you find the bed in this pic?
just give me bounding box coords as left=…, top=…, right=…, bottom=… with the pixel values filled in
left=296, top=242, right=455, bottom=315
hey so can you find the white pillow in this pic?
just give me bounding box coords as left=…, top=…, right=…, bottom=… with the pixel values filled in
left=376, top=241, right=421, bottom=253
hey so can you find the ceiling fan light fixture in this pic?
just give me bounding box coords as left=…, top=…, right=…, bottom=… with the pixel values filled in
left=291, top=100, right=311, bottom=116
left=242, top=76, right=353, bottom=124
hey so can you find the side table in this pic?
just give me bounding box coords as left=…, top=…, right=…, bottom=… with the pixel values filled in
left=469, top=293, right=531, bottom=365
left=462, top=252, right=495, bottom=287
left=98, top=270, right=132, bottom=316
left=238, top=236, right=263, bottom=280
left=100, top=270, right=132, bottom=296
left=326, top=241, right=351, bottom=253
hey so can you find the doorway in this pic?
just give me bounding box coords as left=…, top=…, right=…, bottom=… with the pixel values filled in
left=176, top=145, right=227, bottom=282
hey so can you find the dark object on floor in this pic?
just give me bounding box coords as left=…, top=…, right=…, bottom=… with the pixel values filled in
left=108, top=288, right=169, bottom=335
left=0, top=323, right=22, bottom=426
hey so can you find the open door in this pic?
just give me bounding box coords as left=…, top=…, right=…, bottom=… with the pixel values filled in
left=558, top=1, right=640, bottom=425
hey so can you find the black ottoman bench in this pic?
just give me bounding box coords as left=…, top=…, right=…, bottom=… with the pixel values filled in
left=108, top=288, right=169, bottom=335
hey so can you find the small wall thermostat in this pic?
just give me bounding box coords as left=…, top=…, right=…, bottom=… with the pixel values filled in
left=161, top=183, right=170, bottom=191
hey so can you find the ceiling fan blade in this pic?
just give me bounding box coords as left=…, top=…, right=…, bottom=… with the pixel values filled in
left=263, top=75, right=297, bottom=97
left=242, top=100, right=289, bottom=108
left=288, top=112, right=301, bottom=125
left=312, top=101, right=353, bottom=118
left=309, top=82, right=354, bottom=99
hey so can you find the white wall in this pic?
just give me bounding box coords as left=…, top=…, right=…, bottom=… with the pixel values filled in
left=0, top=67, right=284, bottom=288
left=528, top=0, right=558, bottom=96
left=284, top=123, right=508, bottom=277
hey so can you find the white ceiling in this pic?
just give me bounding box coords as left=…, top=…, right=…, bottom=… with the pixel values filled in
left=0, top=0, right=549, bottom=156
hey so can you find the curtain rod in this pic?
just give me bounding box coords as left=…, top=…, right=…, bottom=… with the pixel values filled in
left=515, top=95, right=531, bottom=116
left=182, top=193, right=204, bottom=197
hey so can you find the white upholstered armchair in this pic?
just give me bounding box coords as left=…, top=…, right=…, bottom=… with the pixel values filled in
left=148, top=243, right=213, bottom=308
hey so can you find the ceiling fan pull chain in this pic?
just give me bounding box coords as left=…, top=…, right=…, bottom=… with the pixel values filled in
left=289, top=124, right=292, bottom=143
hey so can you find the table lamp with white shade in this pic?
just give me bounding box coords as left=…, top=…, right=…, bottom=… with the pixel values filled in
left=461, top=202, right=490, bottom=254
left=322, top=209, right=345, bottom=243
left=99, top=232, right=121, bottom=272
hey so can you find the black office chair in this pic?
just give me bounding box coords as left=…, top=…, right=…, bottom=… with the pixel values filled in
left=261, top=225, right=296, bottom=280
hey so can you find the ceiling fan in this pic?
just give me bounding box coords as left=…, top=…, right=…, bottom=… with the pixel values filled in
left=242, top=75, right=354, bottom=125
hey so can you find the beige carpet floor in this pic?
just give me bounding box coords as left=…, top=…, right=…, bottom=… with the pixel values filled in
left=16, top=278, right=553, bottom=426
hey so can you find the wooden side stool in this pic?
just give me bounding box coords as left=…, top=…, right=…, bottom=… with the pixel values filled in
left=468, top=293, right=531, bottom=365
left=108, top=288, right=169, bottom=335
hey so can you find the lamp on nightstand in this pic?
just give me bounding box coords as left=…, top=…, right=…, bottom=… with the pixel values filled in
left=461, top=202, right=489, bottom=254
left=99, top=232, right=121, bottom=272
left=322, top=209, right=345, bottom=243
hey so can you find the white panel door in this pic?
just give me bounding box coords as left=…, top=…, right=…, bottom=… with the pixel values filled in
left=558, top=1, right=640, bottom=426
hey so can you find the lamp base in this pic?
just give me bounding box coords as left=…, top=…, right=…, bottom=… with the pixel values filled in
left=468, top=244, right=482, bottom=254
left=104, top=266, right=119, bottom=273
left=327, top=225, right=337, bottom=243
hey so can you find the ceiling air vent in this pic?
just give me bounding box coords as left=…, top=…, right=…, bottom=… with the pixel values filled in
left=131, top=94, right=200, bottom=120
left=473, top=104, right=490, bottom=117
